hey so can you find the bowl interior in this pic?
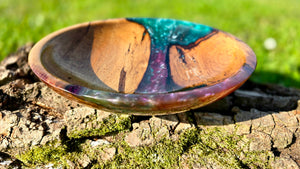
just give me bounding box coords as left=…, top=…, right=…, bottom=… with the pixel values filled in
left=39, top=18, right=252, bottom=94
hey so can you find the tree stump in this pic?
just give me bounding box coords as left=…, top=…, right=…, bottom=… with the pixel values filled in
left=0, top=44, right=299, bottom=168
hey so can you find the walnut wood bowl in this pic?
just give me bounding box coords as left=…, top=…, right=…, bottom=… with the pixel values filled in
left=28, top=18, right=256, bottom=115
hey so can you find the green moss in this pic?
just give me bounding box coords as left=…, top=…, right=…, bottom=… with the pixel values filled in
left=17, top=126, right=275, bottom=168
left=180, top=128, right=274, bottom=169
left=101, top=127, right=274, bottom=168
left=239, top=150, right=274, bottom=169
left=69, top=114, right=132, bottom=139
left=17, top=141, right=67, bottom=168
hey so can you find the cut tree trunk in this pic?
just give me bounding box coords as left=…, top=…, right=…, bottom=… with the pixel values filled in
left=0, top=44, right=299, bottom=168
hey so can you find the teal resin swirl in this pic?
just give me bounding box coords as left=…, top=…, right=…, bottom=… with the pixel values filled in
left=127, top=18, right=214, bottom=94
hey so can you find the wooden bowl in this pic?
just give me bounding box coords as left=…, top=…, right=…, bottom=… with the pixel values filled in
left=28, top=18, right=256, bottom=115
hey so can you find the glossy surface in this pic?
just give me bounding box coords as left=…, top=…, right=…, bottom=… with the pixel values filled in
left=29, top=18, right=256, bottom=115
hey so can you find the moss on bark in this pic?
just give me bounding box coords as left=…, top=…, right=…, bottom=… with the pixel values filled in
left=18, top=126, right=275, bottom=168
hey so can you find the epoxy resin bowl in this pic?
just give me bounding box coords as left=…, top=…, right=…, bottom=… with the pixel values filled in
left=29, top=18, right=256, bottom=115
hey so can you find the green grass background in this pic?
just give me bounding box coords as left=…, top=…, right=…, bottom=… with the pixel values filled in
left=1, top=0, right=300, bottom=87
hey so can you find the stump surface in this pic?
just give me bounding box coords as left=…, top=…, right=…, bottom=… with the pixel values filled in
left=0, top=44, right=299, bottom=168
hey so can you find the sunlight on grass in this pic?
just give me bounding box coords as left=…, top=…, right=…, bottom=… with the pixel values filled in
left=1, top=0, right=300, bottom=87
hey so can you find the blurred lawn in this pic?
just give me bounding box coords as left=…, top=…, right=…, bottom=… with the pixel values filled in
left=1, top=0, right=300, bottom=87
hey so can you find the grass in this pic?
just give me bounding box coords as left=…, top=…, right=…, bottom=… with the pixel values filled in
left=1, top=0, right=300, bottom=87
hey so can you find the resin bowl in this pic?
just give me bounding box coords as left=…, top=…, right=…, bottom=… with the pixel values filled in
left=29, top=18, right=256, bottom=115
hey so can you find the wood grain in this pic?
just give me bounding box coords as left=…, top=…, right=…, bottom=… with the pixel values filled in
left=169, top=31, right=246, bottom=88
left=90, top=20, right=151, bottom=93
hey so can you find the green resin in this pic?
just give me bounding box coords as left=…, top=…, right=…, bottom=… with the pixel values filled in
left=127, top=18, right=213, bottom=47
